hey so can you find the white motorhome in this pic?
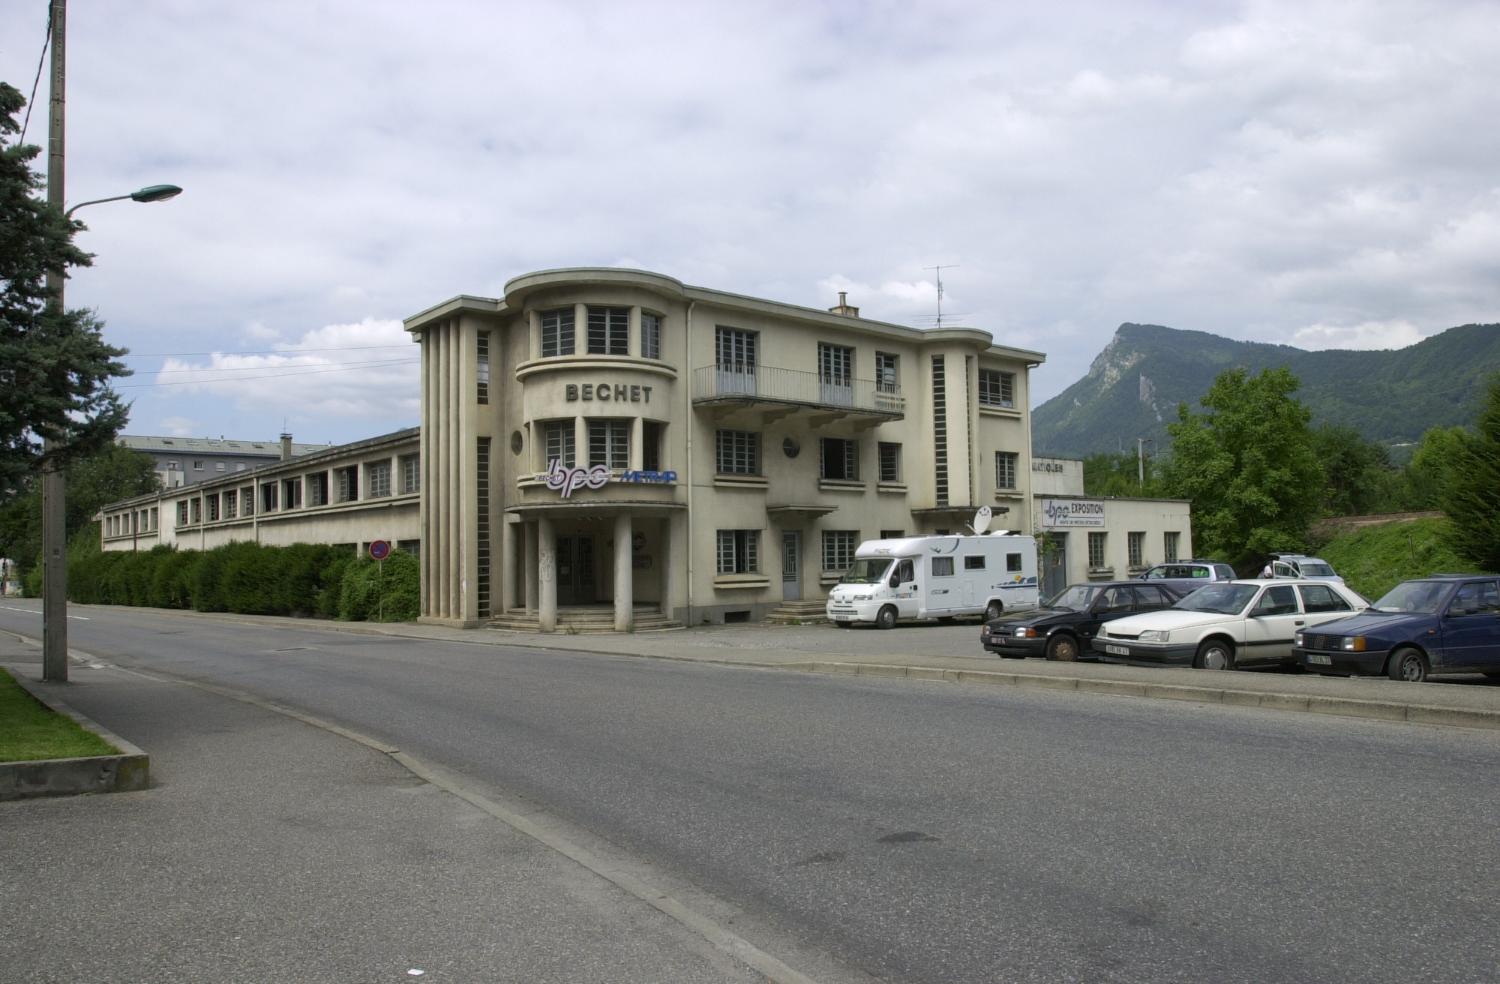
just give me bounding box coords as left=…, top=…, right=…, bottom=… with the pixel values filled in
left=825, top=517, right=1039, bottom=629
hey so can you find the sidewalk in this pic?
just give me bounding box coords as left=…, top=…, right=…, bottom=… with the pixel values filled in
left=0, top=635, right=774, bottom=984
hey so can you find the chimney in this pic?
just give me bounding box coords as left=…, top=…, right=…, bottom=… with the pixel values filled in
left=280, top=433, right=293, bottom=460
left=828, top=291, right=860, bottom=317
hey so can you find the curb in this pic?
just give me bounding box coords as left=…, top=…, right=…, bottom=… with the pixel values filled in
left=773, top=660, right=1500, bottom=731
left=0, top=671, right=151, bottom=801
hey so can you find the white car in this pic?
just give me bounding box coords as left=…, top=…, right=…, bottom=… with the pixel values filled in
left=1093, top=579, right=1369, bottom=670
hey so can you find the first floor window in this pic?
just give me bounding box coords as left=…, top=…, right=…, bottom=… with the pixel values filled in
left=283, top=477, right=303, bottom=508
left=307, top=471, right=329, bottom=506
left=176, top=501, right=189, bottom=525
left=335, top=466, right=359, bottom=503
left=588, top=420, right=629, bottom=470
left=261, top=483, right=278, bottom=513
left=224, top=490, right=238, bottom=518
left=822, top=530, right=858, bottom=572
left=242, top=487, right=254, bottom=516
left=716, top=429, right=759, bottom=475
left=1088, top=531, right=1107, bottom=568
left=995, top=451, right=1018, bottom=490
left=367, top=460, right=392, bottom=497
left=543, top=420, right=575, bottom=468
left=1164, top=531, right=1180, bottom=562
left=820, top=438, right=859, bottom=481
left=641, top=312, right=662, bottom=359
left=1128, top=531, right=1145, bottom=568
left=876, top=352, right=899, bottom=393
left=879, top=442, right=902, bottom=483
left=400, top=454, right=420, bottom=494
left=587, top=306, right=629, bottom=355
left=541, top=307, right=575, bottom=357
left=206, top=496, right=220, bottom=522
left=642, top=421, right=663, bottom=472
left=716, top=529, right=760, bottom=574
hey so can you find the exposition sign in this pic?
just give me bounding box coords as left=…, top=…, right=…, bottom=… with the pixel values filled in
left=1041, top=498, right=1107, bottom=528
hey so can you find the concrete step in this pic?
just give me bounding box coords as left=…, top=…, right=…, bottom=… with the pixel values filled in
left=764, top=600, right=829, bottom=625
left=487, top=607, right=681, bottom=634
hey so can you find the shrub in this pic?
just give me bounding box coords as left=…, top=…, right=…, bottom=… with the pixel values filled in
left=337, top=551, right=419, bottom=622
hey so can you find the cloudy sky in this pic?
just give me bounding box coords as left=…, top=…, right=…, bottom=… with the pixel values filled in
left=4, top=0, right=1498, bottom=445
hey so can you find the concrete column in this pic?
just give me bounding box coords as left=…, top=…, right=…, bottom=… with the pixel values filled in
left=528, top=309, right=541, bottom=359
left=573, top=303, right=587, bottom=354
left=661, top=514, right=679, bottom=623
left=629, top=305, right=641, bottom=357
left=574, top=415, right=588, bottom=468
left=538, top=515, right=557, bottom=632
left=614, top=511, right=633, bottom=631
left=501, top=516, right=517, bottom=613
left=630, top=416, right=644, bottom=471
left=524, top=521, right=538, bottom=612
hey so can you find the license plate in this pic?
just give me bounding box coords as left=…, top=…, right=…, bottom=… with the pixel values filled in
left=1308, top=652, right=1331, bottom=665
left=831, top=614, right=851, bottom=622
left=1104, top=644, right=1129, bottom=656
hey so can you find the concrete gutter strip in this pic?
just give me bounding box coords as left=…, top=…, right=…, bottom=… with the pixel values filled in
left=0, top=676, right=150, bottom=801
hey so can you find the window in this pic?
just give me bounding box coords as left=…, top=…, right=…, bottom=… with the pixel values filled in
left=541, top=307, right=575, bottom=357
left=1128, top=531, right=1145, bottom=568
left=978, top=369, right=1015, bottom=409
left=822, top=530, right=858, bottom=572
left=543, top=421, right=575, bottom=468
left=715, top=430, right=759, bottom=475
left=215, top=462, right=226, bottom=472
left=1007, top=553, right=1023, bottom=573
left=820, top=438, right=858, bottom=481
left=236, top=463, right=247, bottom=472
left=224, top=489, right=237, bottom=519
left=150, top=507, right=158, bottom=530
left=307, top=471, right=329, bottom=506
left=716, top=327, right=756, bottom=372
left=335, top=466, right=359, bottom=503
left=587, top=306, right=629, bottom=355
left=190, top=498, right=202, bottom=522
left=397, top=539, right=421, bottom=559
left=587, top=421, right=629, bottom=470
left=167, top=460, right=180, bottom=471
left=207, top=496, right=220, bottom=522
left=1164, top=531, right=1180, bottom=563
left=876, top=352, right=898, bottom=393
left=176, top=501, right=189, bottom=525
left=1088, top=531, right=1107, bottom=568
left=367, top=460, right=392, bottom=498
left=880, top=530, right=905, bottom=539
left=716, top=530, right=760, bottom=574
left=642, top=421, right=663, bottom=472
left=477, top=331, right=490, bottom=404
left=995, top=451, right=1018, bottom=490
left=818, top=343, right=853, bottom=405
left=878, top=443, right=902, bottom=483
left=400, top=454, right=420, bottom=494
left=641, top=312, right=662, bottom=359
left=261, top=482, right=278, bottom=513
left=193, top=460, right=204, bottom=471
left=964, top=555, right=986, bottom=571
left=1255, top=585, right=1299, bottom=616
left=931, top=556, right=955, bottom=577
left=282, top=477, right=302, bottom=509
left=242, top=486, right=254, bottom=516
left=1298, top=584, right=1353, bottom=614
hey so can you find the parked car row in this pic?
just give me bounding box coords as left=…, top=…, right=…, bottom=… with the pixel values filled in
left=982, top=572, right=1500, bottom=682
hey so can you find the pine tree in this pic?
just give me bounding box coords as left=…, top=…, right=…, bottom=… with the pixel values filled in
left=0, top=81, right=130, bottom=497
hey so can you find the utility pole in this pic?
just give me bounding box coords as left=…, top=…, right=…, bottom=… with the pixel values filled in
left=43, top=0, right=69, bottom=682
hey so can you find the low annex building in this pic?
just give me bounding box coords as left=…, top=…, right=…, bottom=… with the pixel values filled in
left=100, top=267, right=1195, bottom=632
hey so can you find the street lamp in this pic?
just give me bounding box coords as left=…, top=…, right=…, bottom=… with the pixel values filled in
left=41, top=183, right=183, bottom=683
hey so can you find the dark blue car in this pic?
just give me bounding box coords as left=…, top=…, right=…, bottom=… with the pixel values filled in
left=1294, top=574, right=1500, bottom=682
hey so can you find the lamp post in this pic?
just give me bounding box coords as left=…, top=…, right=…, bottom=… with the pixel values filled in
left=40, top=184, right=182, bottom=683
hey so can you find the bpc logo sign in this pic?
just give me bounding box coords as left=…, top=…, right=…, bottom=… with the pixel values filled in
left=545, top=458, right=610, bottom=498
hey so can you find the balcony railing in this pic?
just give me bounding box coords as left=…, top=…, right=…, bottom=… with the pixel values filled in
left=692, top=364, right=905, bottom=418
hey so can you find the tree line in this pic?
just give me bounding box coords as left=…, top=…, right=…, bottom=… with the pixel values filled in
left=1083, top=366, right=1500, bottom=573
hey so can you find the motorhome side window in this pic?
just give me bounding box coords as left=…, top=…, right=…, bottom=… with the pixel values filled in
left=964, top=556, right=985, bottom=570
left=897, top=560, right=914, bottom=582
left=932, top=557, right=955, bottom=577
left=1007, top=553, right=1022, bottom=572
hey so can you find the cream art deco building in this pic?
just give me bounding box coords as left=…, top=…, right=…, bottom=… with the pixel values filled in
left=100, top=267, right=1194, bottom=632
left=405, top=268, right=1046, bottom=630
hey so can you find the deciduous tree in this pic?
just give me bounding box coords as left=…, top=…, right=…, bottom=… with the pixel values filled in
left=1160, top=367, right=1321, bottom=568
left=1442, top=373, right=1500, bottom=571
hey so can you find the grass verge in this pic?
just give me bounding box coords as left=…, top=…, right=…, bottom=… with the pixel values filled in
left=0, top=668, right=119, bottom=763
left=1314, top=516, right=1475, bottom=600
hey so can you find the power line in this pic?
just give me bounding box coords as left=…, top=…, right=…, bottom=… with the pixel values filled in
left=121, top=344, right=414, bottom=358
left=18, top=9, right=52, bottom=144
left=114, top=359, right=419, bottom=388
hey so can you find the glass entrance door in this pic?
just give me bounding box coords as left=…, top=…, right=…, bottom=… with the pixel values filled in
left=782, top=531, right=801, bottom=601
left=555, top=535, right=596, bottom=605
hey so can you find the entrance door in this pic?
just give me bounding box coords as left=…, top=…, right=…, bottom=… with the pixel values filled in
left=555, top=535, right=597, bottom=605
left=1042, top=533, right=1067, bottom=600
left=782, top=531, right=801, bottom=601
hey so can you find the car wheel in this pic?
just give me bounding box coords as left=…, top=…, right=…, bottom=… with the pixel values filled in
left=1194, top=638, right=1235, bottom=670
left=875, top=605, right=897, bottom=630
left=1045, top=634, right=1080, bottom=662
left=984, top=600, right=1004, bottom=621
left=1387, top=647, right=1429, bottom=683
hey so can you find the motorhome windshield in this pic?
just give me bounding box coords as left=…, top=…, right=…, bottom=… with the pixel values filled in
left=840, top=558, right=894, bottom=584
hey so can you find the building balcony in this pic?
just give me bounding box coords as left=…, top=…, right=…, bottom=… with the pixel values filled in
left=691, top=364, right=905, bottom=427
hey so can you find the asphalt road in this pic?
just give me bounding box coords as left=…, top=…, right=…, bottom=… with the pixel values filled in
left=4, top=603, right=1498, bottom=984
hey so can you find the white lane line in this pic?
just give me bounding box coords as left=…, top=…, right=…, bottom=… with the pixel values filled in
left=0, top=605, right=89, bottom=620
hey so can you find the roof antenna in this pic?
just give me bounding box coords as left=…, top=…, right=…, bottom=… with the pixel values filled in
left=925, top=264, right=957, bottom=329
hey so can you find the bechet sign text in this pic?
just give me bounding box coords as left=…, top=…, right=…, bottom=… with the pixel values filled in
left=565, top=383, right=653, bottom=404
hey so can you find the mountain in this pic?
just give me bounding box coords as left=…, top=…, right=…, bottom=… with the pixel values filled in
left=1031, top=323, right=1500, bottom=458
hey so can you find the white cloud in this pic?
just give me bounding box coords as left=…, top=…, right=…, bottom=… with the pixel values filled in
left=159, top=416, right=197, bottom=438
left=1290, top=319, right=1424, bottom=350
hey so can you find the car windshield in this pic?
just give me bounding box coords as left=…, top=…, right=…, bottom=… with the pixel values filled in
left=1174, top=583, right=1259, bottom=614
left=1298, top=561, right=1336, bottom=577
left=839, top=558, right=893, bottom=584
left=1145, top=565, right=1209, bottom=580
left=1370, top=581, right=1448, bottom=614
left=1042, top=585, right=1098, bottom=611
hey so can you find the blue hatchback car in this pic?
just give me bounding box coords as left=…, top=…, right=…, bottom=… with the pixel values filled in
left=1294, top=574, right=1500, bottom=682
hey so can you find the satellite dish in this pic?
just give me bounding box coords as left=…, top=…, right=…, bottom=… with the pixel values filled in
left=971, top=505, right=992, bottom=535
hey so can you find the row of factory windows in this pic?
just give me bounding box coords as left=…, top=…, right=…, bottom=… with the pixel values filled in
left=173, top=453, right=420, bottom=527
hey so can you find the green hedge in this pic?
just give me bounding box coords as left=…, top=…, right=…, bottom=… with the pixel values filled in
left=62, top=534, right=416, bottom=622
